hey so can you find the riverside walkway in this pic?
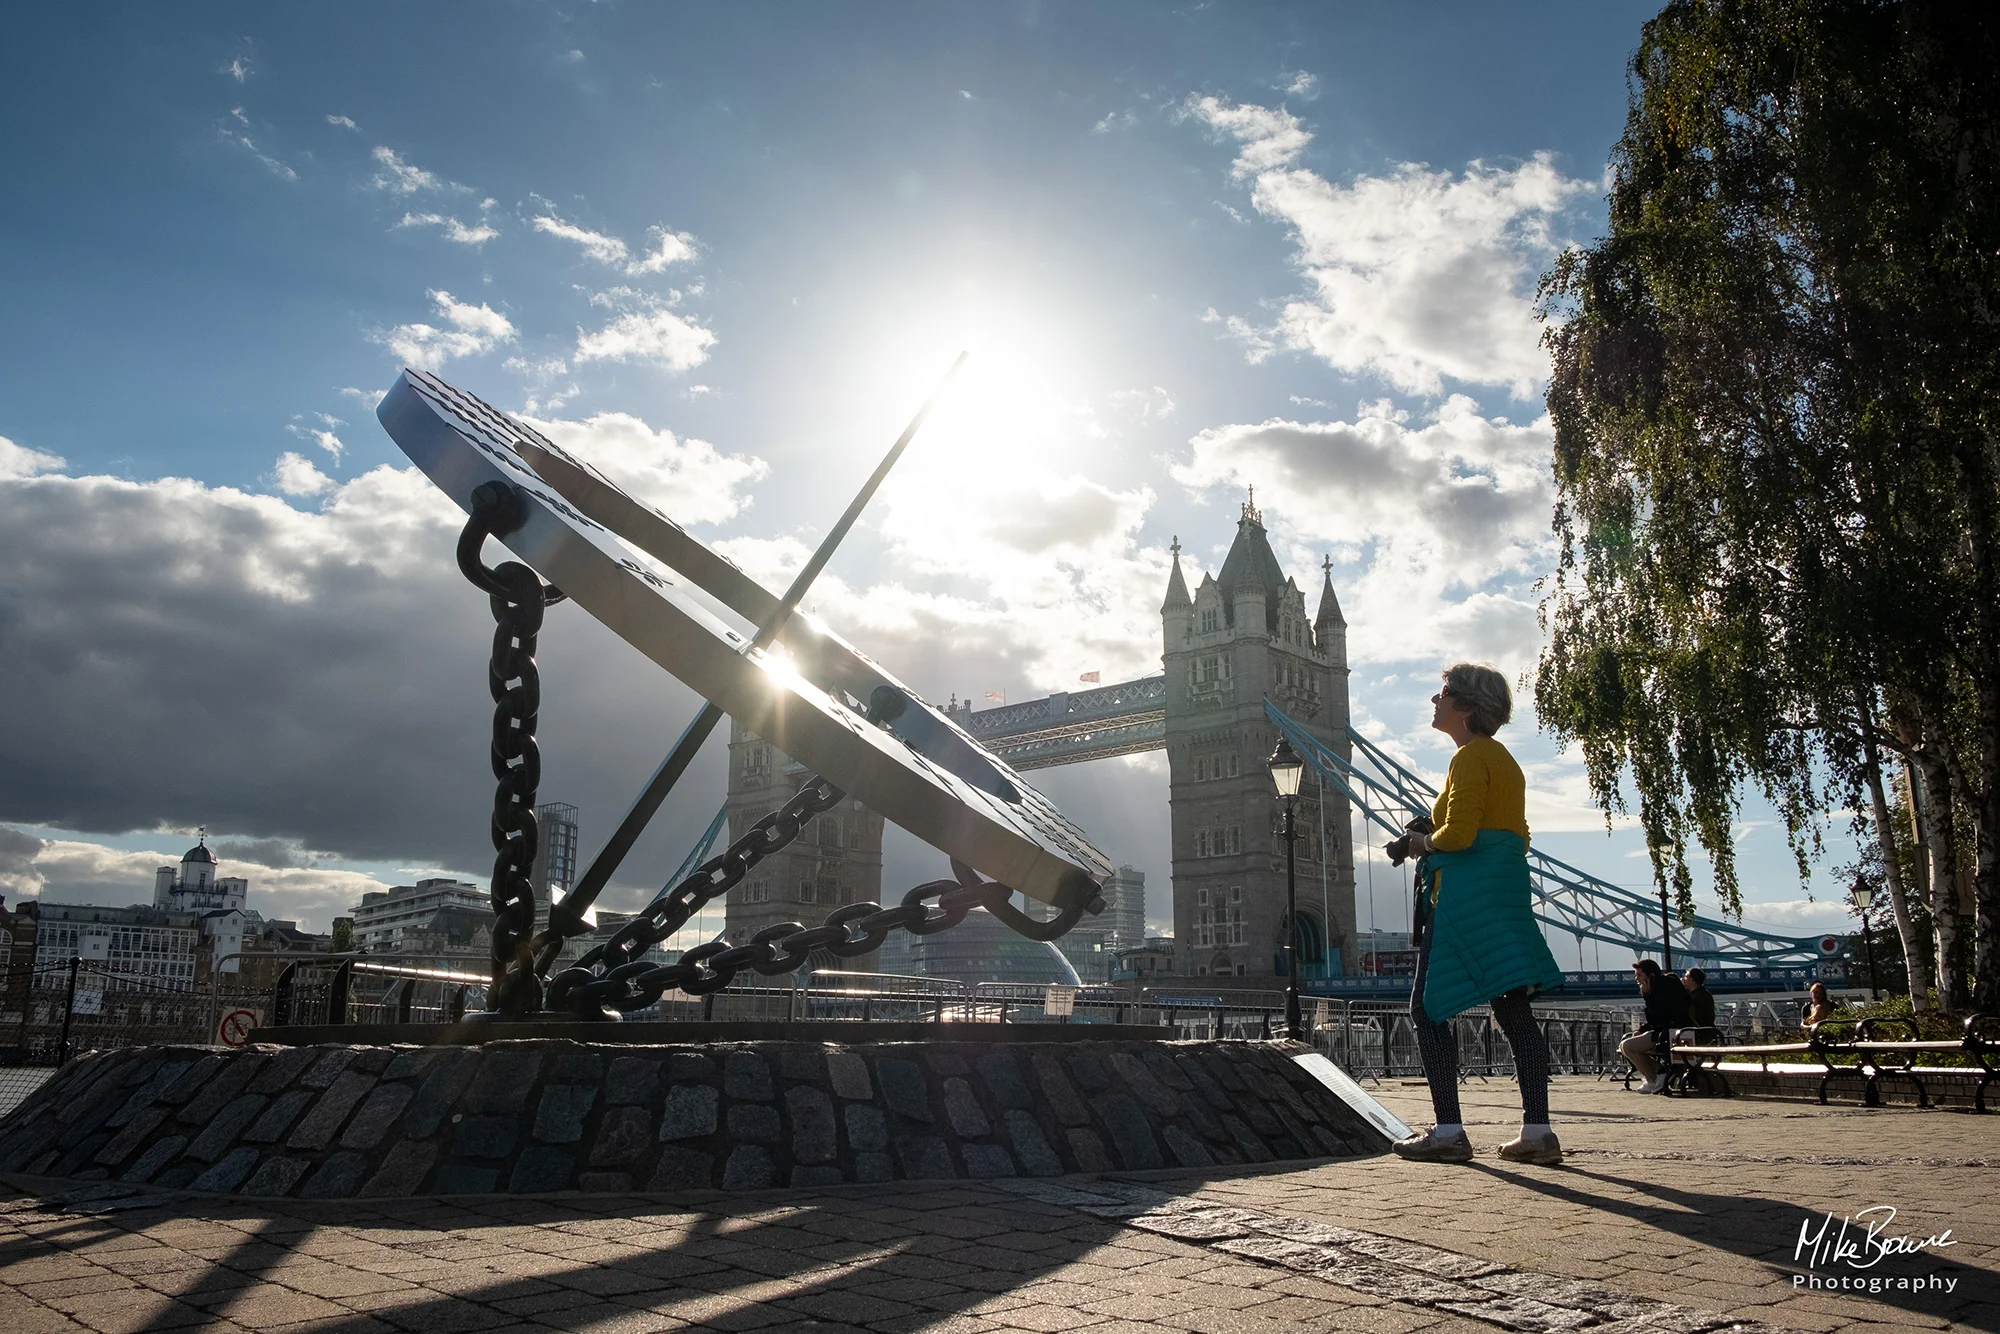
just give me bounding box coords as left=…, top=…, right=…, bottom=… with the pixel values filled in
left=3, top=1076, right=1992, bottom=1334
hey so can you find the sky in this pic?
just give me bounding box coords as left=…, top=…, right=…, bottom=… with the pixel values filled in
left=0, top=2, right=1866, bottom=954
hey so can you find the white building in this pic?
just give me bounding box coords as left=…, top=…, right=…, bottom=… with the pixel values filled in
left=352, top=878, right=488, bottom=953
left=32, top=903, right=203, bottom=988
left=150, top=836, right=262, bottom=973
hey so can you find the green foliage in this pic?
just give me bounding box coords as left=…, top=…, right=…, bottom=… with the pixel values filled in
left=329, top=916, right=353, bottom=954
left=1536, top=0, right=2000, bottom=941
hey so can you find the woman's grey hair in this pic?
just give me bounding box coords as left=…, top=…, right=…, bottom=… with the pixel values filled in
left=1443, top=662, right=1512, bottom=736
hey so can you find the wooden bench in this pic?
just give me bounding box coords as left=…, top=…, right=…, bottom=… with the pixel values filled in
left=1666, top=1014, right=1996, bottom=1110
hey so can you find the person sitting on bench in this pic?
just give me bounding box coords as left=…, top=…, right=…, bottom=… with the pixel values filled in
left=1619, top=959, right=1691, bottom=1093
left=1682, top=967, right=1719, bottom=1041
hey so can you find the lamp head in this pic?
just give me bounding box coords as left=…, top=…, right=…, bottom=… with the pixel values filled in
left=1851, top=881, right=1875, bottom=911
left=1267, top=735, right=1305, bottom=799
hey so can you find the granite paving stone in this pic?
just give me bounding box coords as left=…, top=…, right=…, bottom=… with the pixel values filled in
left=177, top=1055, right=265, bottom=1125
left=826, top=1052, right=872, bottom=1102
left=341, top=1083, right=417, bottom=1151
left=532, top=1084, right=598, bottom=1144
left=298, top=1046, right=358, bottom=1089
left=723, top=1052, right=774, bottom=1102
left=588, top=1106, right=656, bottom=1167
left=606, top=1058, right=662, bottom=1106
left=181, top=1094, right=268, bottom=1163
left=666, top=1052, right=714, bottom=1083
left=286, top=1070, right=378, bottom=1151
left=877, top=1058, right=932, bottom=1122
left=462, top=1051, right=544, bottom=1115
left=240, top=1089, right=315, bottom=1145
left=784, top=1086, right=836, bottom=1164
left=403, top=1048, right=481, bottom=1139
left=943, top=1078, right=994, bottom=1138
left=659, top=1084, right=718, bottom=1141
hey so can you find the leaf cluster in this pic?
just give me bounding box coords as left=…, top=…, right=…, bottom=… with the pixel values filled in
left=1535, top=0, right=2000, bottom=920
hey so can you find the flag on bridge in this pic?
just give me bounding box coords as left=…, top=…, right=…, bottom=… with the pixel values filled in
left=1078, top=671, right=1100, bottom=683
left=985, top=690, right=1005, bottom=702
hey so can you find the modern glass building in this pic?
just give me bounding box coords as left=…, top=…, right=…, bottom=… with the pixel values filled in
left=909, top=907, right=1081, bottom=986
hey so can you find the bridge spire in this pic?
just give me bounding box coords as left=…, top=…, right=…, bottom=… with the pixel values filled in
left=1161, top=534, right=1192, bottom=611
left=1315, top=554, right=1345, bottom=629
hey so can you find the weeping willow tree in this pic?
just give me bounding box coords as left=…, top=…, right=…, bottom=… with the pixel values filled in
left=1536, top=0, right=2000, bottom=1009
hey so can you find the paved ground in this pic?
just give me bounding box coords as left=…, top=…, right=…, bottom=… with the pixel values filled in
left=2, top=1076, right=1992, bottom=1334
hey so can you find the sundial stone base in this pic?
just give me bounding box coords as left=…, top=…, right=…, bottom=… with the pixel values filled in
left=0, top=1034, right=1396, bottom=1199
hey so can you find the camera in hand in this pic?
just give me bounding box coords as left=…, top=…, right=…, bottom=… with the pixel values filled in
left=1385, top=816, right=1435, bottom=867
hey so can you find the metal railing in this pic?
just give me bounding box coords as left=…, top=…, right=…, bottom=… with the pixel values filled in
left=270, top=955, right=489, bottom=1028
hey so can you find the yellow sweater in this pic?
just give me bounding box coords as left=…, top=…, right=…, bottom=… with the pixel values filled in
left=1429, top=735, right=1530, bottom=853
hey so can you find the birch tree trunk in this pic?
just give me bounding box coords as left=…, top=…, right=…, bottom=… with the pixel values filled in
left=1907, top=734, right=1970, bottom=1013
left=1859, top=697, right=1931, bottom=1009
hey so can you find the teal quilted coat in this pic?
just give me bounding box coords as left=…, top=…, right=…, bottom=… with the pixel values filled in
left=1419, top=830, right=1565, bottom=1020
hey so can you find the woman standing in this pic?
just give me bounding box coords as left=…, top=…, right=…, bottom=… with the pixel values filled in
left=1390, top=663, right=1567, bottom=1165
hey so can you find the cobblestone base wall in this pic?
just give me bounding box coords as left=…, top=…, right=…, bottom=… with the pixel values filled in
left=0, top=1038, right=1389, bottom=1199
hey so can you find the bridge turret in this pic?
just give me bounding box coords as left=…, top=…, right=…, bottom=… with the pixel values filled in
left=1161, top=537, right=1192, bottom=649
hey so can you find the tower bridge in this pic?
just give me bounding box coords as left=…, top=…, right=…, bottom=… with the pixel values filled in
left=715, top=493, right=1825, bottom=983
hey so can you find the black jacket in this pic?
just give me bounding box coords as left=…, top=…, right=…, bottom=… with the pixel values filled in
left=1643, top=975, right=1692, bottom=1036
left=1687, top=985, right=1717, bottom=1030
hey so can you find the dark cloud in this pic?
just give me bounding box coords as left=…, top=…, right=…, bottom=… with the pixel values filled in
left=0, top=467, right=739, bottom=919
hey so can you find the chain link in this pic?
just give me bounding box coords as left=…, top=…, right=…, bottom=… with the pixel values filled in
left=457, top=482, right=567, bottom=1018
left=543, top=777, right=1093, bottom=1019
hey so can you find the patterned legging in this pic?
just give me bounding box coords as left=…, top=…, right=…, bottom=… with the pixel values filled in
left=1410, top=929, right=1551, bottom=1126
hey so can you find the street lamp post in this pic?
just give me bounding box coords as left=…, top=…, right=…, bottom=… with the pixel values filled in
left=1851, top=880, right=1880, bottom=1001
left=1268, top=736, right=1305, bottom=1041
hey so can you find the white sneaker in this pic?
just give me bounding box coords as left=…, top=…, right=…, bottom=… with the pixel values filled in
left=1637, top=1074, right=1669, bottom=1094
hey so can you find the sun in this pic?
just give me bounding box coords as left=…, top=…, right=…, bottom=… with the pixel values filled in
left=836, top=294, right=1107, bottom=496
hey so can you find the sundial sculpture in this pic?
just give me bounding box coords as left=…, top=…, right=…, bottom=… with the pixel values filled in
left=378, top=368, right=1112, bottom=1019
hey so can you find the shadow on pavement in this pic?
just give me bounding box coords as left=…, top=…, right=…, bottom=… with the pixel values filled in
left=1472, top=1162, right=1997, bottom=1332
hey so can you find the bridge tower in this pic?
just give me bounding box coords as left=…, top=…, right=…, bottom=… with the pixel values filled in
left=721, top=719, right=884, bottom=971
left=1161, top=494, right=1355, bottom=981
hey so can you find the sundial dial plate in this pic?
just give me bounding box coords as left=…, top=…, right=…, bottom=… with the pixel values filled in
left=379, top=369, right=1111, bottom=911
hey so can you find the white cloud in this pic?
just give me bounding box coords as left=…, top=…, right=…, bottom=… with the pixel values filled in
left=376, top=290, right=517, bottom=369
left=369, top=145, right=465, bottom=195
left=221, top=125, right=297, bottom=182
left=222, top=55, right=252, bottom=83
left=0, top=833, right=391, bottom=933
left=310, top=429, right=345, bottom=461
left=627, top=228, right=697, bottom=274
left=1108, top=386, right=1177, bottom=424
left=1188, top=96, right=1595, bottom=396
left=1172, top=396, right=1556, bottom=670
left=271, top=451, right=333, bottom=496
left=532, top=213, right=629, bottom=265
left=0, top=435, right=66, bottom=480
left=1283, top=71, right=1320, bottom=100
left=523, top=412, right=767, bottom=524
left=1201, top=307, right=1276, bottom=362
left=1093, top=109, right=1138, bottom=133
left=395, top=211, right=499, bottom=245
left=574, top=295, right=716, bottom=372
left=338, top=386, right=387, bottom=410
left=327, top=114, right=358, bottom=131
left=1185, top=95, right=1312, bottom=179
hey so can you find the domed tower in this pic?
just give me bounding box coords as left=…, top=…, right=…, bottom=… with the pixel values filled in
left=179, top=837, right=216, bottom=892
left=1160, top=492, right=1356, bottom=982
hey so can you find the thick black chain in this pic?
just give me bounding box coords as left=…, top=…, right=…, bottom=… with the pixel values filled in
left=543, top=776, right=1091, bottom=1019
left=457, top=482, right=567, bottom=1017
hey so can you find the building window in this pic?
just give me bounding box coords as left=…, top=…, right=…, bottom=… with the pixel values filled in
left=1230, top=885, right=1242, bottom=903
left=1197, top=886, right=1210, bottom=906
left=1199, top=609, right=1219, bottom=633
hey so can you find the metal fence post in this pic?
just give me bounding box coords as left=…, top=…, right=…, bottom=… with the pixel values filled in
left=328, top=959, right=353, bottom=1026
left=57, top=956, right=81, bottom=1064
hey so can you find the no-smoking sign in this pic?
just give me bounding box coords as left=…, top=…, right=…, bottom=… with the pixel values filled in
left=218, top=1009, right=260, bottom=1047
